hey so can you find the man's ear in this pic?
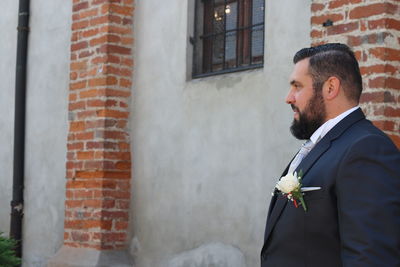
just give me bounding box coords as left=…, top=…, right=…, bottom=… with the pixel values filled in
left=323, top=76, right=340, bottom=101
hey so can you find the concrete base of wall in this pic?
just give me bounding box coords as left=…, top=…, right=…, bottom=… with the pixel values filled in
left=47, top=246, right=133, bottom=267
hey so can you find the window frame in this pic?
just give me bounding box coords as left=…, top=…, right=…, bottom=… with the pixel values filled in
left=192, top=0, right=265, bottom=78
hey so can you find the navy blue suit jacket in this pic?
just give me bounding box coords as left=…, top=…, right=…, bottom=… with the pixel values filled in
left=261, top=108, right=400, bottom=267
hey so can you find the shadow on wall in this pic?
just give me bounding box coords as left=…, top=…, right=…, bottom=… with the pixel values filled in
left=168, top=242, right=246, bottom=267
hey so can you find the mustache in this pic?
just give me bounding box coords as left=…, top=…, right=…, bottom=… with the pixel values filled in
left=291, top=104, right=300, bottom=113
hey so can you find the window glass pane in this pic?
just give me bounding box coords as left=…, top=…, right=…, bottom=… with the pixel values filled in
left=251, top=25, right=263, bottom=60
left=252, top=0, right=264, bottom=25
left=225, top=2, right=237, bottom=65
left=225, top=32, right=237, bottom=63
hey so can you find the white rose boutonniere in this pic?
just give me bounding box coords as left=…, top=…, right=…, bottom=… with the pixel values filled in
left=275, top=171, right=307, bottom=211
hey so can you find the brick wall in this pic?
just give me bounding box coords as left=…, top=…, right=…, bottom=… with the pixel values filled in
left=64, top=0, right=134, bottom=250
left=311, top=0, right=400, bottom=148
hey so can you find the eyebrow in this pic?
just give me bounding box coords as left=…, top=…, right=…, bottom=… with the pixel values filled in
left=290, top=80, right=299, bottom=86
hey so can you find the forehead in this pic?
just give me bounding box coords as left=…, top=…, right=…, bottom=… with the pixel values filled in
left=290, top=58, right=310, bottom=82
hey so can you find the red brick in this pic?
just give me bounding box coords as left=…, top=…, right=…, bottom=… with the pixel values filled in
left=117, top=181, right=131, bottom=191
left=99, top=44, right=131, bottom=55
left=79, top=50, right=95, bottom=59
left=104, top=232, right=127, bottom=242
left=349, top=3, right=398, bottom=19
left=115, top=221, right=128, bottom=231
left=109, top=15, right=122, bottom=24
left=119, top=78, right=132, bottom=88
left=79, top=8, right=99, bottom=19
left=84, top=160, right=115, bottom=170
left=70, top=61, right=88, bottom=71
left=75, top=131, right=95, bottom=140
left=115, top=161, right=131, bottom=170
left=71, top=231, right=90, bottom=242
left=102, top=4, right=134, bottom=16
left=327, top=22, right=359, bottom=35
left=118, top=142, right=130, bottom=150
left=71, top=41, right=88, bottom=52
left=72, top=20, right=89, bottom=31
left=94, top=211, right=129, bottom=220
left=94, top=190, right=131, bottom=200
left=386, top=77, right=400, bottom=90
left=77, top=110, right=97, bottom=119
left=360, top=91, right=396, bottom=103
left=66, top=200, right=83, bottom=208
left=311, top=3, right=325, bottom=12
left=75, top=170, right=131, bottom=179
left=116, top=120, right=127, bottom=129
left=82, top=28, right=100, bottom=38
left=121, top=58, right=133, bottom=67
left=369, top=47, right=400, bottom=61
left=73, top=1, right=89, bottom=12
left=360, top=64, right=398, bottom=76
left=69, top=101, right=86, bottom=111
left=369, top=18, right=400, bottom=31
left=384, top=107, right=400, bottom=117
left=101, top=88, right=131, bottom=98
left=70, top=121, right=86, bottom=132
left=372, top=120, right=395, bottom=132
left=88, top=76, right=118, bottom=87
left=97, top=109, right=129, bottom=118
left=103, top=130, right=128, bottom=140
left=89, top=15, right=109, bottom=27
left=328, top=0, right=362, bottom=9
left=73, top=190, right=94, bottom=198
left=116, top=200, right=130, bottom=209
left=79, top=89, right=99, bottom=99
left=311, top=30, right=323, bottom=39
left=347, top=36, right=362, bottom=46
left=121, top=37, right=134, bottom=46
left=70, top=81, right=87, bottom=91
left=77, top=151, right=95, bottom=160
left=311, top=13, right=344, bottom=25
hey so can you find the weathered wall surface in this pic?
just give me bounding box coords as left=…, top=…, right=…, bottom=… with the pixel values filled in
left=22, top=0, right=71, bottom=265
left=0, top=0, right=71, bottom=266
left=130, top=0, right=310, bottom=266
left=0, top=1, right=18, bottom=237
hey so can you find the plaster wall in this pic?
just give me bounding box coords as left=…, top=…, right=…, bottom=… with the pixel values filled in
left=130, top=0, right=311, bottom=266
left=0, top=1, right=18, bottom=236
left=22, top=0, right=71, bottom=265
left=0, top=0, right=71, bottom=266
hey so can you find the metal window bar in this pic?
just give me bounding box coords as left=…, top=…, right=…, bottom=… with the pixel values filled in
left=223, top=0, right=227, bottom=69
left=200, top=22, right=263, bottom=39
left=249, top=0, right=253, bottom=65
left=210, top=0, right=215, bottom=72
left=235, top=0, right=240, bottom=69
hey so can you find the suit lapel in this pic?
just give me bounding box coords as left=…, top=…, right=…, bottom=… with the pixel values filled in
left=262, top=108, right=366, bottom=251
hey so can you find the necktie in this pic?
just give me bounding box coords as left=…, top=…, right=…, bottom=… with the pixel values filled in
left=288, top=140, right=315, bottom=174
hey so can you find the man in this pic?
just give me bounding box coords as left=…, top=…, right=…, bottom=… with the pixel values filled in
left=261, top=43, right=400, bottom=267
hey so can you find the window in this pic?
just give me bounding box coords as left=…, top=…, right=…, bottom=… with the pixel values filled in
left=192, top=0, right=265, bottom=78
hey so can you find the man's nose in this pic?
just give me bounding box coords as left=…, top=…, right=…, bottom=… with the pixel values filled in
left=285, top=89, right=295, bottom=104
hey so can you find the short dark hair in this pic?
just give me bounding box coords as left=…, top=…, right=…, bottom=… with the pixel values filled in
left=293, top=43, right=363, bottom=103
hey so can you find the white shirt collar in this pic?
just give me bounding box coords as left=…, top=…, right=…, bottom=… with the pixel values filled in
left=310, top=106, right=359, bottom=145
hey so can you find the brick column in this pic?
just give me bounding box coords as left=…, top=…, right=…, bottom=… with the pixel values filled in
left=311, top=0, right=400, bottom=148
left=49, top=0, right=134, bottom=265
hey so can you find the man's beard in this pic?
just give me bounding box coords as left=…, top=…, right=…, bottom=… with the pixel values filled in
left=290, top=90, right=326, bottom=140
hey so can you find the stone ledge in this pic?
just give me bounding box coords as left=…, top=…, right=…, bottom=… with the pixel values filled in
left=48, top=246, right=134, bottom=267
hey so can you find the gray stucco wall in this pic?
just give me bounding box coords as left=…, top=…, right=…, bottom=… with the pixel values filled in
left=0, top=1, right=18, bottom=237
left=130, top=0, right=310, bottom=266
left=0, top=0, right=71, bottom=266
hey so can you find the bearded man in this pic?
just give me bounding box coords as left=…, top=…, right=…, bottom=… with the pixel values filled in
left=261, top=43, right=400, bottom=267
